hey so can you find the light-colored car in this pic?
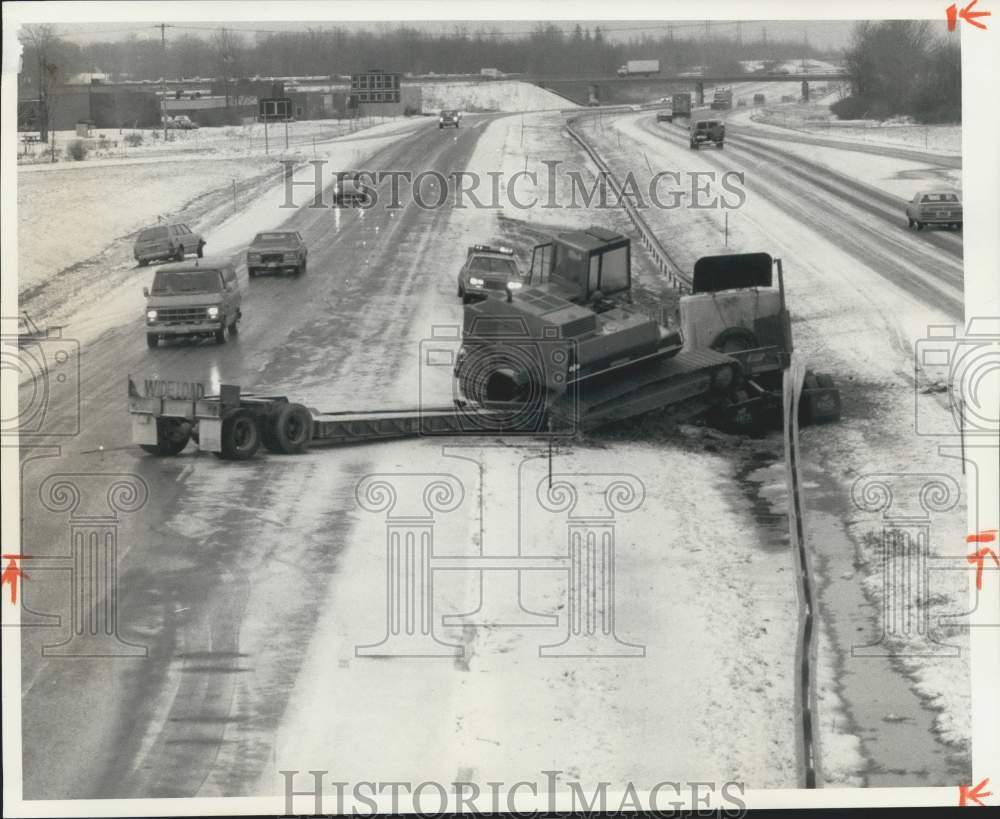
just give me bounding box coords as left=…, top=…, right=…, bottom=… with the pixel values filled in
left=905, top=190, right=962, bottom=231
left=134, top=223, right=205, bottom=266
left=143, top=259, right=243, bottom=347
left=457, top=244, right=523, bottom=304
left=247, top=231, right=307, bottom=276
left=164, top=115, right=199, bottom=130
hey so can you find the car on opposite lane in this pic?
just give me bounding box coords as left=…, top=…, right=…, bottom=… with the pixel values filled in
left=247, top=230, right=308, bottom=276
left=439, top=110, right=460, bottom=129
left=905, top=190, right=963, bottom=231
left=134, top=222, right=205, bottom=266
left=457, top=244, right=524, bottom=304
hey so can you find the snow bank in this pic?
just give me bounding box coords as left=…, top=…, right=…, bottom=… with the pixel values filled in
left=420, top=80, right=578, bottom=113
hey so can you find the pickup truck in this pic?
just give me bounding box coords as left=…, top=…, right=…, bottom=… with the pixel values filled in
left=246, top=231, right=308, bottom=276
left=133, top=222, right=205, bottom=266
left=689, top=119, right=725, bottom=150
left=144, top=259, right=243, bottom=347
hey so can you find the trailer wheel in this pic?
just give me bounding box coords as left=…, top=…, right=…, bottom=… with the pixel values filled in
left=269, top=403, right=313, bottom=454
left=215, top=409, right=260, bottom=460
left=140, top=418, right=191, bottom=456
left=711, top=327, right=758, bottom=354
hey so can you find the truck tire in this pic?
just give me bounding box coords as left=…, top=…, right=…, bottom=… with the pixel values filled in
left=690, top=141, right=697, bottom=150
left=140, top=418, right=191, bottom=456
left=717, top=141, right=724, bottom=150
left=147, top=333, right=159, bottom=348
left=298, top=259, right=306, bottom=275
left=215, top=409, right=260, bottom=460
left=268, top=403, right=313, bottom=454
left=815, top=373, right=835, bottom=389
left=138, top=259, right=149, bottom=267
left=175, top=245, right=185, bottom=261
left=197, top=241, right=205, bottom=258
left=215, top=323, right=229, bottom=344
left=228, top=316, right=239, bottom=336
left=248, top=268, right=257, bottom=278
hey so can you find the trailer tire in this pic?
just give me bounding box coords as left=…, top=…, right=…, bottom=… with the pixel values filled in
left=267, top=403, right=313, bottom=454
left=711, top=327, right=758, bottom=354
left=140, top=418, right=191, bottom=456
left=215, top=409, right=260, bottom=460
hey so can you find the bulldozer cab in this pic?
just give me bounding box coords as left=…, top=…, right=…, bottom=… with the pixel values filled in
left=528, top=227, right=631, bottom=304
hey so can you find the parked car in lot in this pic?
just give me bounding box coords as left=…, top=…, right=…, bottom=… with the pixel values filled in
left=439, top=110, right=460, bottom=128
left=247, top=231, right=307, bottom=276
left=134, top=223, right=205, bottom=266
left=143, top=258, right=243, bottom=347
left=333, top=171, right=372, bottom=207
left=689, top=119, right=725, bottom=149
left=164, top=115, right=199, bottom=129
left=457, top=244, right=523, bottom=303
left=905, top=190, right=963, bottom=231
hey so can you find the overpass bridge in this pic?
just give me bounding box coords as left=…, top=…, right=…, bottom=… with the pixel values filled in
left=521, top=72, right=850, bottom=106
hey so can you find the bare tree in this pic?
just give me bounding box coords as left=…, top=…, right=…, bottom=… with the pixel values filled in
left=212, top=28, right=245, bottom=107
left=21, top=24, right=61, bottom=144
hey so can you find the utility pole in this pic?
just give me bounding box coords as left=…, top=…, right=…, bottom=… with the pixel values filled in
left=157, top=23, right=168, bottom=140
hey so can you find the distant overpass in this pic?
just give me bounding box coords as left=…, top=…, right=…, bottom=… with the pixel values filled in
left=522, top=72, right=850, bottom=106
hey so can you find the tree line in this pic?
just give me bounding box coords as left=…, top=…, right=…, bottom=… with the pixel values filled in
left=838, top=21, right=960, bottom=122
left=19, top=22, right=837, bottom=89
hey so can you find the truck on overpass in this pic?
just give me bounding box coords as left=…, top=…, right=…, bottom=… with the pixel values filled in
left=617, top=60, right=660, bottom=77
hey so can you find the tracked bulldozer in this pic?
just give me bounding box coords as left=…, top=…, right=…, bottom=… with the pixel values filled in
left=454, top=226, right=840, bottom=433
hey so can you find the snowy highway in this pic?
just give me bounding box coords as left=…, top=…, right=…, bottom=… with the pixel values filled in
left=15, top=99, right=971, bottom=802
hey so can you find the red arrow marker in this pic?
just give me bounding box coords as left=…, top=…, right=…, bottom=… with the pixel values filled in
left=948, top=0, right=992, bottom=30
left=967, top=529, right=997, bottom=543
left=959, top=777, right=992, bottom=806
left=967, top=546, right=1000, bottom=590
left=1, top=554, right=31, bottom=605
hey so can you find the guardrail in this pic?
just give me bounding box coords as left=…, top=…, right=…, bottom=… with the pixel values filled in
left=563, top=110, right=692, bottom=292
